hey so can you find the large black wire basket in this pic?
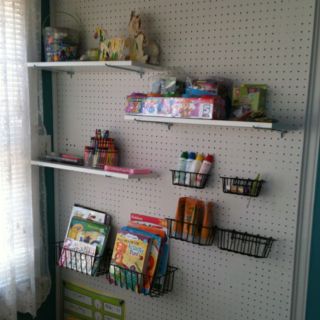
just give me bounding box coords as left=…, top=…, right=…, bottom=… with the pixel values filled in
left=216, top=228, right=275, bottom=258
left=107, top=264, right=178, bottom=297
left=55, top=241, right=109, bottom=276
left=166, top=218, right=216, bottom=246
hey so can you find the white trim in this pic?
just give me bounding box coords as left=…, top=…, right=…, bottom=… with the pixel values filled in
left=291, top=1, right=320, bottom=319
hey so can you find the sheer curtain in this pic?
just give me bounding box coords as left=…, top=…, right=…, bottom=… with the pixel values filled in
left=0, top=0, right=50, bottom=319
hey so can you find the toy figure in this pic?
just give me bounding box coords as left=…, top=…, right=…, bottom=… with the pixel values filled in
left=126, top=11, right=148, bottom=63
left=126, top=11, right=160, bottom=64
left=94, top=27, right=110, bottom=60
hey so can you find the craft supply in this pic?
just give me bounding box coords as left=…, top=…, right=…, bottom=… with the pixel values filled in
left=84, top=146, right=94, bottom=167
left=186, top=153, right=203, bottom=186
left=45, top=152, right=83, bottom=165
left=184, top=151, right=196, bottom=185
left=174, top=151, right=188, bottom=184
left=185, top=152, right=196, bottom=172
left=104, top=165, right=152, bottom=175
left=200, top=202, right=214, bottom=243
left=182, top=198, right=198, bottom=239
left=125, top=93, right=147, bottom=114
left=173, top=197, right=186, bottom=238
left=84, top=129, right=118, bottom=168
left=250, top=174, right=261, bottom=196
left=196, top=154, right=214, bottom=187
left=188, top=200, right=204, bottom=242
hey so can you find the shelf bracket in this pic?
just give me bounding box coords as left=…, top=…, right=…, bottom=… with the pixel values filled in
left=67, top=71, right=74, bottom=78
left=253, top=126, right=287, bottom=138
left=32, top=65, right=75, bottom=78
left=105, top=63, right=145, bottom=78
left=133, top=118, right=172, bottom=130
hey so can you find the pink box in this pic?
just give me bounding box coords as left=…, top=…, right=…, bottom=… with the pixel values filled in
left=142, top=97, right=226, bottom=119
left=104, top=165, right=152, bottom=175
left=168, top=97, right=226, bottom=119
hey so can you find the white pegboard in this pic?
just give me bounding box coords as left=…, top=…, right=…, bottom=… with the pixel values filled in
left=49, top=0, right=315, bottom=319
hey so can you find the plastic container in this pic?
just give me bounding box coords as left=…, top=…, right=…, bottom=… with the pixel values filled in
left=42, top=12, right=81, bottom=62
left=43, top=27, right=79, bottom=62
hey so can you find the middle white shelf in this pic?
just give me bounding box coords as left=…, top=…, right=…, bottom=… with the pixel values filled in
left=124, top=115, right=275, bottom=129
left=31, top=160, right=157, bottom=180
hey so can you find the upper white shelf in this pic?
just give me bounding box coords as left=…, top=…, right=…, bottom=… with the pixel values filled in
left=124, top=115, right=276, bottom=130
left=31, top=160, right=157, bottom=180
left=27, top=61, right=165, bottom=77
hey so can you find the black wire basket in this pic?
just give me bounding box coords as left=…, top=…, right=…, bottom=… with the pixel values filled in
left=107, top=264, right=178, bottom=297
left=55, top=241, right=110, bottom=276
left=221, top=176, right=264, bottom=197
left=170, top=170, right=209, bottom=189
left=166, top=218, right=216, bottom=246
left=216, top=228, right=275, bottom=258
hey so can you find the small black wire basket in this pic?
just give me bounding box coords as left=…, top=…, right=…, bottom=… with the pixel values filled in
left=55, top=241, right=109, bottom=276
left=221, top=176, right=264, bottom=197
left=107, top=264, right=178, bottom=297
left=166, top=218, right=216, bottom=246
left=170, top=170, right=209, bottom=189
left=216, top=228, right=275, bottom=258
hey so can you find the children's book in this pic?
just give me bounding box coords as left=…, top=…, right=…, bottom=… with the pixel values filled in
left=62, top=216, right=111, bottom=275
left=109, top=230, right=151, bottom=292
left=130, top=213, right=169, bottom=276
left=70, top=204, right=112, bottom=225
left=130, top=213, right=167, bottom=231
left=121, top=226, right=162, bottom=294
left=59, top=238, right=96, bottom=275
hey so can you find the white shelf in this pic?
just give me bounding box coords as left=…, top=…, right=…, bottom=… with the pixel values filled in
left=31, top=160, right=157, bottom=180
left=124, top=115, right=276, bottom=129
left=27, top=61, right=164, bottom=76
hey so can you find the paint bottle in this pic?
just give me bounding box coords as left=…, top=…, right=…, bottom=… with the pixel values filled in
left=196, top=154, right=214, bottom=187
left=184, top=152, right=196, bottom=185
left=187, top=153, right=204, bottom=186
left=174, top=151, right=188, bottom=184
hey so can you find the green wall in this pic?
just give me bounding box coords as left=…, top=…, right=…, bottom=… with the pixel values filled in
left=306, top=152, right=320, bottom=320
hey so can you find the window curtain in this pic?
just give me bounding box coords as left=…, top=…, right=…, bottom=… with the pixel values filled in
left=0, top=0, right=51, bottom=319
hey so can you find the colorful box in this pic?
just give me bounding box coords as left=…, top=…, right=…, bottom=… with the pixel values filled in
left=141, top=97, right=226, bottom=119
left=142, top=97, right=171, bottom=117
left=232, top=84, right=267, bottom=113
left=125, top=94, right=146, bottom=114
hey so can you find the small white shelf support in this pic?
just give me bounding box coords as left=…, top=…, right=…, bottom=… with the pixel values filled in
left=31, top=160, right=157, bottom=180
